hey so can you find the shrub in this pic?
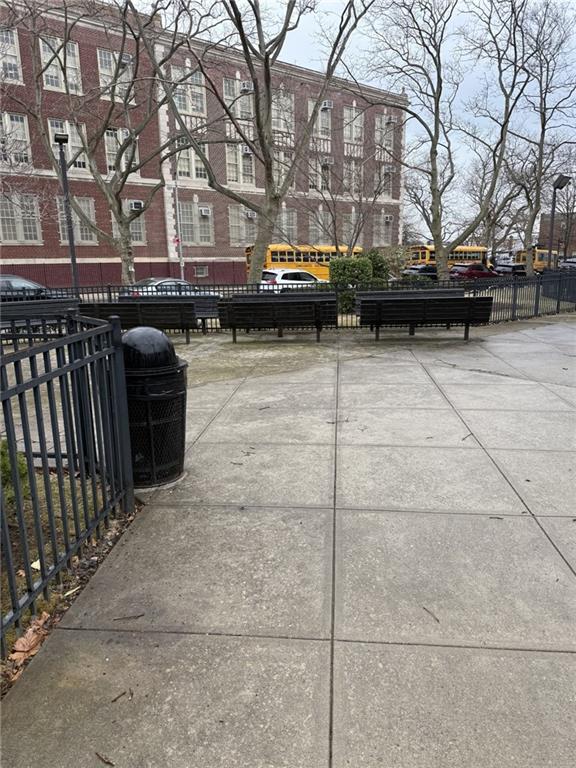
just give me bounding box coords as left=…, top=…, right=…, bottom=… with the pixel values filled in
left=364, top=249, right=390, bottom=281
left=0, top=439, right=29, bottom=507
left=330, top=257, right=373, bottom=313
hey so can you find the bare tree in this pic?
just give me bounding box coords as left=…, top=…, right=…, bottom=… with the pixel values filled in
left=132, top=0, right=376, bottom=283
left=365, top=0, right=533, bottom=279
left=1, top=0, right=208, bottom=283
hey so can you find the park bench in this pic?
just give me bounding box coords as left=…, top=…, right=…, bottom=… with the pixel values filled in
left=123, top=293, right=220, bottom=334
left=358, top=295, right=493, bottom=340
left=83, top=301, right=198, bottom=343
left=354, top=288, right=465, bottom=316
left=218, top=293, right=337, bottom=342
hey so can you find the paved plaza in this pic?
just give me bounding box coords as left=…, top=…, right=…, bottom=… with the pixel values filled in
left=2, top=318, right=576, bottom=767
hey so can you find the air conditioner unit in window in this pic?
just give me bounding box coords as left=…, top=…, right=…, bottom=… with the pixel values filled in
left=321, top=100, right=333, bottom=110
left=321, top=156, right=334, bottom=166
left=241, top=144, right=253, bottom=155
left=245, top=210, right=257, bottom=219
left=129, top=200, right=143, bottom=211
left=120, top=53, right=132, bottom=66
left=198, top=206, right=211, bottom=217
left=384, top=215, right=394, bottom=222
left=240, top=81, right=254, bottom=94
left=386, top=116, right=398, bottom=124
left=383, top=164, right=394, bottom=173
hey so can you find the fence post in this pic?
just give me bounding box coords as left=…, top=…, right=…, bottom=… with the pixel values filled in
left=556, top=274, right=563, bottom=314
left=511, top=281, right=518, bottom=321
left=534, top=278, right=541, bottom=317
left=110, top=316, right=135, bottom=513
left=107, top=284, right=113, bottom=302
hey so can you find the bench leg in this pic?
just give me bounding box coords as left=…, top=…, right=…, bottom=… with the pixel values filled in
left=464, top=323, right=470, bottom=341
left=201, top=318, right=207, bottom=335
left=278, top=327, right=283, bottom=338
left=409, top=325, right=415, bottom=336
left=446, top=323, right=451, bottom=330
left=316, top=323, right=322, bottom=343
left=185, top=326, right=190, bottom=344
left=232, top=327, right=237, bottom=344
left=375, top=325, right=380, bottom=341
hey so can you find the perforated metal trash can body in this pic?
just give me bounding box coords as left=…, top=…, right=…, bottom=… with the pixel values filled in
left=122, top=327, right=188, bottom=487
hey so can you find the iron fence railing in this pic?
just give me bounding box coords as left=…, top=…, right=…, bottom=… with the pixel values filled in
left=0, top=314, right=134, bottom=654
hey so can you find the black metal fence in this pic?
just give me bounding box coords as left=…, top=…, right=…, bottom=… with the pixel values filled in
left=0, top=314, right=134, bottom=654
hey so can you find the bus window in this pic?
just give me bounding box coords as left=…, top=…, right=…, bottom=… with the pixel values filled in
left=301, top=252, right=310, bottom=262
left=286, top=251, right=295, bottom=262
left=278, top=251, right=287, bottom=262
left=271, top=253, right=279, bottom=263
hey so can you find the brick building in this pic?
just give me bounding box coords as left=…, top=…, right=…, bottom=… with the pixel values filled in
left=538, top=213, right=576, bottom=260
left=0, top=3, right=407, bottom=285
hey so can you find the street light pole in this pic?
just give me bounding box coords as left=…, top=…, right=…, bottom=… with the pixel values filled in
left=54, top=133, right=80, bottom=292
left=547, top=174, right=571, bottom=269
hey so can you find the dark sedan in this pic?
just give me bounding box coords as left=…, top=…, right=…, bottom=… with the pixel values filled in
left=119, top=277, right=220, bottom=300
left=0, top=275, right=70, bottom=300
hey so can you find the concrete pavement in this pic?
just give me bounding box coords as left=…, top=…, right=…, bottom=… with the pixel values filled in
left=2, top=318, right=576, bottom=767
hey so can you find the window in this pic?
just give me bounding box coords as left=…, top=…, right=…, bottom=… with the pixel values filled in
left=171, top=66, right=206, bottom=115
left=105, top=128, right=138, bottom=173
left=309, top=210, right=332, bottom=245
left=194, top=265, right=209, bottom=278
left=57, top=197, right=97, bottom=244
left=343, top=106, right=364, bottom=143
left=1, top=113, right=31, bottom=164
left=374, top=212, right=394, bottom=246
left=273, top=150, right=294, bottom=189
left=177, top=201, right=214, bottom=245
left=273, top=209, right=297, bottom=243
left=342, top=211, right=362, bottom=245
left=229, top=204, right=257, bottom=246
left=308, top=99, right=331, bottom=138
left=309, top=158, right=330, bottom=192
left=375, top=114, right=395, bottom=158
left=0, top=195, right=41, bottom=243
left=226, top=144, right=254, bottom=185
left=223, top=78, right=254, bottom=120
left=343, top=159, right=363, bottom=195
left=40, top=37, right=82, bottom=93
left=48, top=119, right=87, bottom=169
left=375, top=164, right=393, bottom=198
left=176, top=139, right=208, bottom=180
left=97, top=48, right=133, bottom=100
left=1, top=28, right=22, bottom=82
left=272, top=89, right=294, bottom=133
left=111, top=200, right=146, bottom=245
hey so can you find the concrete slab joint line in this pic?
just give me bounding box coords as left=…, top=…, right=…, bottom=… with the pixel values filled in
left=2, top=319, right=576, bottom=768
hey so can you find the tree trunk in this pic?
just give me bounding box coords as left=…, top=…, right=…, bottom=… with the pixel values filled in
left=117, top=225, right=136, bottom=285
left=435, top=244, right=450, bottom=281
left=247, top=198, right=281, bottom=284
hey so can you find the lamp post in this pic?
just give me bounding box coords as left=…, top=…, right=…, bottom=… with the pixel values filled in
left=547, top=174, right=571, bottom=269
left=54, top=133, right=80, bottom=292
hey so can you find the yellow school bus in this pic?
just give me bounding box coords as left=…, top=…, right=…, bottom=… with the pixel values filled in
left=501, top=248, right=557, bottom=272
left=245, top=243, right=363, bottom=279
left=408, top=244, right=488, bottom=266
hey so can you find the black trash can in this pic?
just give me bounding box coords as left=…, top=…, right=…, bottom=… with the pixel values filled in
left=122, top=327, right=188, bottom=487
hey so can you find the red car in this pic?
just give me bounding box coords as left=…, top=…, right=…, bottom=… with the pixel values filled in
left=450, top=263, right=500, bottom=280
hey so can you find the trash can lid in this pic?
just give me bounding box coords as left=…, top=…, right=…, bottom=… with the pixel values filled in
left=122, top=326, right=178, bottom=369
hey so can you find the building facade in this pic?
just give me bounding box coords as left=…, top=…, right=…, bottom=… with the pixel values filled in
left=538, top=213, right=576, bottom=260
left=0, top=3, right=407, bottom=285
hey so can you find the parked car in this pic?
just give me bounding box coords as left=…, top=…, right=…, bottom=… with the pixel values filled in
left=450, top=263, right=500, bottom=280
left=494, top=263, right=527, bottom=277
left=0, top=275, right=69, bottom=300
left=259, top=268, right=328, bottom=292
left=401, top=264, right=438, bottom=280
left=558, top=257, right=576, bottom=270
left=119, top=277, right=220, bottom=299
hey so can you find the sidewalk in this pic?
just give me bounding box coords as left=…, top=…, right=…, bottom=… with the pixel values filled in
left=3, top=318, right=576, bottom=767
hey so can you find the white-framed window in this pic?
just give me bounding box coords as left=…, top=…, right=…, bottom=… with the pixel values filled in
left=0, top=28, right=23, bottom=82
left=171, top=66, right=206, bottom=115
left=375, top=114, right=395, bottom=158
left=105, top=127, right=139, bottom=173
left=309, top=209, right=332, bottom=245
left=343, top=158, right=363, bottom=195
left=57, top=196, right=97, bottom=244
left=273, top=208, right=298, bottom=243
left=342, top=210, right=362, bottom=245
left=229, top=204, right=257, bottom=246
left=1, top=112, right=31, bottom=164
left=308, top=99, right=331, bottom=138
left=308, top=157, right=330, bottom=192
left=176, top=139, right=208, bottom=180
left=194, top=265, right=209, bottom=278
left=0, top=194, right=42, bottom=243
left=343, top=106, right=364, bottom=143
left=111, top=200, right=147, bottom=245
left=48, top=119, right=87, bottom=170
left=40, top=36, right=82, bottom=94
left=226, top=144, right=255, bottom=185
left=223, top=77, right=254, bottom=120
left=374, top=212, right=394, bottom=246
left=375, top=163, right=393, bottom=198
left=272, top=89, right=294, bottom=133
left=273, top=149, right=294, bottom=190
left=97, top=48, right=133, bottom=100
left=178, top=201, right=214, bottom=245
